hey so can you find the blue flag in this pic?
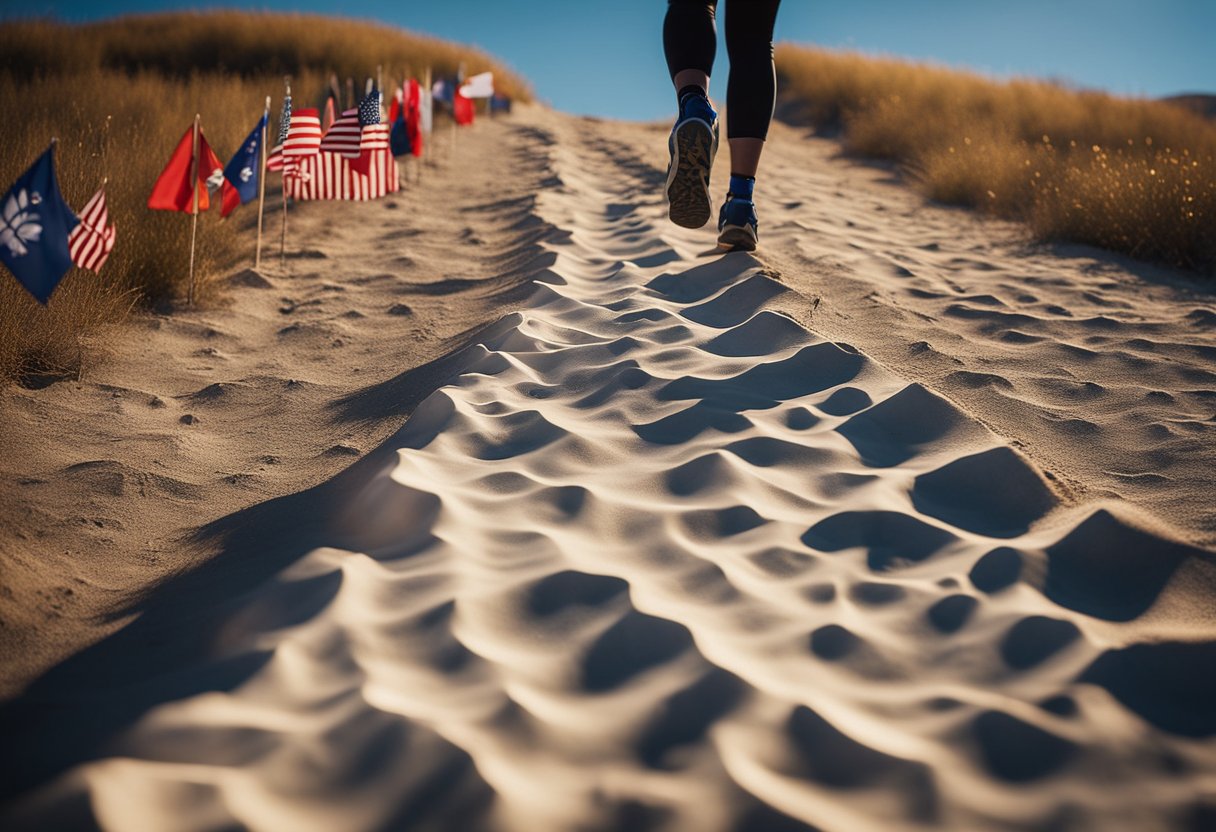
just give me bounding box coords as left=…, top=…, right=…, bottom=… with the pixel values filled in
left=0, top=143, right=79, bottom=305
left=221, top=113, right=267, bottom=217
left=390, top=100, right=412, bottom=157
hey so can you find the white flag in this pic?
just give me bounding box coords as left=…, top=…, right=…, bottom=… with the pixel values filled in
left=421, top=89, right=433, bottom=134
left=459, top=71, right=494, bottom=99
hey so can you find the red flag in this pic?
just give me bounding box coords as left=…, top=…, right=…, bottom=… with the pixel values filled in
left=387, top=87, right=402, bottom=126
left=148, top=124, right=223, bottom=212
left=322, top=96, right=336, bottom=133
left=406, top=79, right=424, bottom=157
left=454, top=89, right=475, bottom=126
left=220, top=180, right=242, bottom=218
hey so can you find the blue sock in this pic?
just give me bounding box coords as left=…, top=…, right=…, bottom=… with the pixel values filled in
left=729, top=174, right=755, bottom=200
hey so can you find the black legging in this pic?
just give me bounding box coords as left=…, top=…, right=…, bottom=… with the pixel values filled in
left=663, top=0, right=781, bottom=140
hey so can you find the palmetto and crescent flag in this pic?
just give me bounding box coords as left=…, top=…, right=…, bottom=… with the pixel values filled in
left=220, top=112, right=267, bottom=218
left=390, top=88, right=412, bottom=158
left=68, top=186, right=116, bottom=273
left=148, top=123, right=223, bottom=212
left=432, top=78, right=452, bottom=106
left=0, top=143, right=79, bottom=304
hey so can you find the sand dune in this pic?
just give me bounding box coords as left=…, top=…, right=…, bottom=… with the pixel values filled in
left=3, top=108, right=1216, bottom=831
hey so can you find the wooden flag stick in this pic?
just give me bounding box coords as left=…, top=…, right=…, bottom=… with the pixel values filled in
left=255, top=95, right=270, bottom=269
left=423, top=67, right=433, bottom=171
left=187, top=113, right=201, bottom=307
left=101, top=114, right=112, bottom=177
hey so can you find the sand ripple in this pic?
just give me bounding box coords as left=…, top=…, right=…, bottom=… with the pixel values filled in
left=6, top=114, right=1216, bottom=832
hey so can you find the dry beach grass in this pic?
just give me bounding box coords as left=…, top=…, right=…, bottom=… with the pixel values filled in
left=0, top=12, right=530, bottom=386
left=776, top=45, right=1216, bottom=275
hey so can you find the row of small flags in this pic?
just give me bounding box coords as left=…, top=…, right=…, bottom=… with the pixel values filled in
left=1, top=70, right=503, bottom=306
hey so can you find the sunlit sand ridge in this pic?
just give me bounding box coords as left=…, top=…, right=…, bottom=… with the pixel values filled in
left=4, top=109, right=1216, bottom=831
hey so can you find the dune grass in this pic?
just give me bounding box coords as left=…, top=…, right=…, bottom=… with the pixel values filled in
left=0, top=12, right=530, bottom=387
left=775, top=45, right=1216, bottom=275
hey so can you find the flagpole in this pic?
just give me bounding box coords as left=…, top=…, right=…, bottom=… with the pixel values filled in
left=187, top=113, right=201, bottom=306
left=401, top=70, right=413, bottom=186
left=280, top=81, right=290, bottom=271
left=422, top=66, right=432, bottom=176
left=101, top=114, right=112, bottom=178
left=255, top=95, right=269, bottom=270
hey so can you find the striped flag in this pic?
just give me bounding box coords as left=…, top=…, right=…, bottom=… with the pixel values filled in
left=268, top=108, right=322, bottom=179
left=283, top=107, right=322, bottom=158
left=68, top=186, right=116, bottom=273
left=358, top=123, right=390, bottom=154
left=319, top=107, right=361, bottom=158
left=285, top=149, right=399, bottom=202
left=266, top=93, right=292, bottom=172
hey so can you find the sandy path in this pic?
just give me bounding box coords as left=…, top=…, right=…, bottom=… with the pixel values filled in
left=587, top=116, right=1216, bottom=549
left=3, top=108, right=1214, bottom=831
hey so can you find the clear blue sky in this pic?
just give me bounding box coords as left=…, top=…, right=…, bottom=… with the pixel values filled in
left=6, top=1, right=1213, bottom=121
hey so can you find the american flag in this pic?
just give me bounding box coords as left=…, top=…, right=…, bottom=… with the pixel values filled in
left=266, top=94, right=292, bottom=172
left=268, top=108, right=321, bottom=179
left=356, top=89, right=389, bottom=157
left=277, top=94, right=292, bottom=144
left=285, top=148, right=400, bottom=202
left=319, top=107, right=361, bottom=158
left=358, top=122, right=391, bottom=155
left=68, top=186, right=116, bottom=273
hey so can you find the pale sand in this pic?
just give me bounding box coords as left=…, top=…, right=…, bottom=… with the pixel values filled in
left=2, top=106, right=1215, bottom=831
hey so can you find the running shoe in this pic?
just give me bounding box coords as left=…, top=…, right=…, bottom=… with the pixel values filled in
left=717, top=193, right=759, bottom=251
left=665, top=92, right=719, bottom=229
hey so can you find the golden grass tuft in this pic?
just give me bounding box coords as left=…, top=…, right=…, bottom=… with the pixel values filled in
left=0, top=12, right=531, bottom=387
left=775, top=45, right=1216, bottom=275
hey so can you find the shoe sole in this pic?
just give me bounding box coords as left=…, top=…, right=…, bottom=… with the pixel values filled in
left=717, top=223, right=758, bottom=252
left=666, top=118, right=716, bottom=229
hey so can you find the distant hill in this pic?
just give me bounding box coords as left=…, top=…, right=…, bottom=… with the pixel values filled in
left=1163, top=94, right=1216, bottom=120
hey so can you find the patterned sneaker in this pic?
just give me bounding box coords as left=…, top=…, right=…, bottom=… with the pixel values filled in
left=665, top=92, right=719, bottom=229
left=717, top=193, right=759, bottom=251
